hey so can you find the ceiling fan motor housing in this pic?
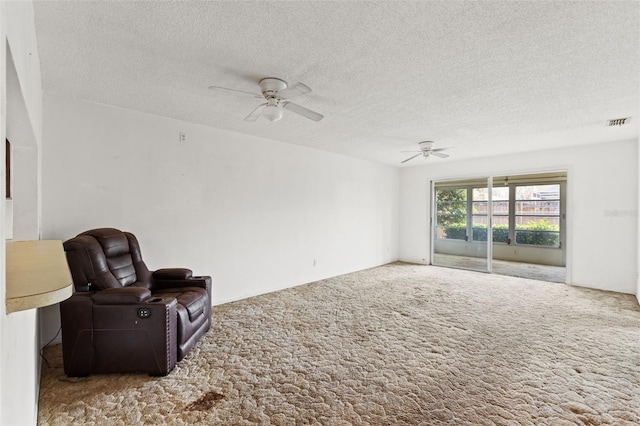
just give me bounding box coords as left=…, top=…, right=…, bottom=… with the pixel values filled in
left=259, top=78, right=287, bottom=98
left=418, top=140, right=434, bottom=151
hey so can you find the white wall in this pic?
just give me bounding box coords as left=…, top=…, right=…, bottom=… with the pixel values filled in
left=1, top=1, right=44, bottom=425
left=400, top=139, right=639, bottom=294
left=41, top=95, right=399, bottom=306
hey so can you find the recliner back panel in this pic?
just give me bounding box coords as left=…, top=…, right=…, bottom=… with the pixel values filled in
left=106, top=254, right=136, bottom=286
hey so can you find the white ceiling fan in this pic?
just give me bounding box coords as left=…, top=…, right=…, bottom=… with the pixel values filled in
left=209, top=77, right=324, bottom=122
left=401, top=141, right=451, bottom=164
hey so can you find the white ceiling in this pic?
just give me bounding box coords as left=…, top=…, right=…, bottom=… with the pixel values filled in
left=33, top=1, right=639, bottom=167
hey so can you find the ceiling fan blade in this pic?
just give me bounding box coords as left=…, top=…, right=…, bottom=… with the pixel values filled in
left=278, top=82, right=312, bottom=99
left=401, top=150, right=422, bottom=153
left=244, top=103, right=267, bottom=122
left=432, top=147, right=450, bottom=152
left=282, top=101, right=324, bottom=121
left=430, top=151, right=450, bottom=158
left=209, top=85, right=261, bottom=98
left=401, top=153, right=422, bottom=164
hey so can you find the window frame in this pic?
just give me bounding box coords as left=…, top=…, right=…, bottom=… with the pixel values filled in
left=435, top=177, right=565, bottom=249
left=513, top=183, right=562, bottom=248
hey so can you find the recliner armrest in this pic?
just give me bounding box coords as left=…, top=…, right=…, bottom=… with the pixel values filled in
left=153, top=275, right=212, bottom=291
left=153, top=268, right=193, bottom=280
left=93, top=287, right=152, bottom=304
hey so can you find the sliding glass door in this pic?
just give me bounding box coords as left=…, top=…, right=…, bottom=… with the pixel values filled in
left=432, top=178, right=491, bottom=272
left=431, top=172, right=567, bottom=279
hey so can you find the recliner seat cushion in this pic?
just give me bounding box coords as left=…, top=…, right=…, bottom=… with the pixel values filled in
left=153, top=287, right=208, bottom=321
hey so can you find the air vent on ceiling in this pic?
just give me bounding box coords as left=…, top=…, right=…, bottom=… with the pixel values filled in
left=608, top=117, right=629, bottom=127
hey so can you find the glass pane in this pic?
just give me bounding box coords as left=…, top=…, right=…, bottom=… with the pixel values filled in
left=471, top=188, right=488, bottom=241
left=515, top=215, right=560, bottom=247
left=439, top=224, right=466, bottom=240
left=492, top=200, right=509, bottom=214
left=472, top=215, right=488, bottom=242
left=472, top=201, right=487, bottom=214
left=471, top=187, right=509, bottom=244
left=515, top=199, right=559, bottom=215
left=471, top=183, right=489, bottom=272
left=490, top=186, right=509, bottom=243
left=472, top=187, right=488, bottom=201
left=433, top=179, right=489, bottom=274
left=515, top=229, right=560, bottom=247
left=492, top=186, right=509, bottom=200
left=515, top=184, right=560, bottom=200
left=436, top=189, right=466, bottom=240
left=514, top=184, right=560, bottom=246
left=492, top=214, right=509, bottom=242
left=491, top=186, right=509, bottom=220
left=492, top=215, right=509, bottom=226
left=470, top=184, right=489, bottom=271
left=493, top=225, right=509, bottom=243
left=516, top=216, right=560, bottom=228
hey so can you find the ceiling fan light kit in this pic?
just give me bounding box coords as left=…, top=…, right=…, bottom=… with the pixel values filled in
left=263, top=104, right=283, bottom=122
left=209, top=77, right=323, bottom=123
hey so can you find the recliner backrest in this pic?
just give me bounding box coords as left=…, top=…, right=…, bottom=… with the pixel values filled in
left=64, top=228, right=152, bottom=291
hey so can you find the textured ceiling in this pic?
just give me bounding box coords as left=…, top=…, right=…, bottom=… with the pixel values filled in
left=33, top=1, right=639, bottom=167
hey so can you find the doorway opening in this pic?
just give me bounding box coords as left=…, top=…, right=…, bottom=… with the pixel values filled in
left=431, top=171, right=567, bottom=283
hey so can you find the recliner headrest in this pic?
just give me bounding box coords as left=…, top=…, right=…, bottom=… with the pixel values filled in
left=80, top=228, right=131, bottom=258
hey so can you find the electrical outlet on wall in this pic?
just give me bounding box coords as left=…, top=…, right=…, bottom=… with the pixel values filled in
left=179, top=132, right=187, bottom=143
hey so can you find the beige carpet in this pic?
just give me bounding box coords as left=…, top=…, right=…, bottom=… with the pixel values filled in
left=433, top=253, right=566, bottom=283
left=38, top=262, right=640, bottom=425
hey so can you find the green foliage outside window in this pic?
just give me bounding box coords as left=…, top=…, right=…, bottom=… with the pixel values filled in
left=436, top=189, right=466, bottom=227
left=443, top=224, right=509, bottom=242
left=443, top=219, right=559, bottom=246
left=515, top=218, right=560, bottom=246
left=472, top=224, right=509, bottom=243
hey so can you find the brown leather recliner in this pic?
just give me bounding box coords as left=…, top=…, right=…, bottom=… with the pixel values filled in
left=60, top=228, right=212, bottom=376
